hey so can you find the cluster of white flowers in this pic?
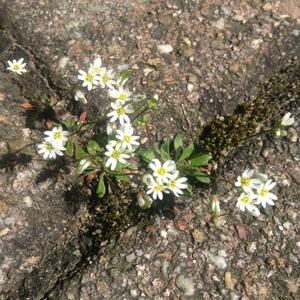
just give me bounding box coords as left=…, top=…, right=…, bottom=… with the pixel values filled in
left=7, top=58, right=27, bottom=75
left=37, top=126, right=69, bottom=159
left=143, top=159, right=188, bottom=200
left=235, top=169, right=277, bottom=216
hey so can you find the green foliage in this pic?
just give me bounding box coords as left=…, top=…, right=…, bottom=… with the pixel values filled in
left=74, top=142, right=88, bottom=160
left=97, top=174, right=106, bottom=198
left=116, top=70, right=131, bottom=87
left=65, top=139, right=75, bottom=157
left=87, top=140, right=102, bottom=155
left=147, top=98, right=158, bottom=110
left=140, top=148, right=156, bottom=163
left=178, top=143, right=194, bottom=161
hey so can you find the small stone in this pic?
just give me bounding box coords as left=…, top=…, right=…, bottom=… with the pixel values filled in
left=57, top=56, right=69, bottom=70
left=262, top=3, right=272, bottom=11
left=157, top=44, right=173, bottom=54
left=160, top=230, right=167, bottom=238
left=296, top=241, right=300, bottom=248
left=0, top=228, right=10, bottom=237
left=176, top=274, right=195, bottom=296
left=23, top=196, right=33, bottom=207
left=126, top=252, right=136, bottom=263
left=192, top=229, right=205, bottom=243
left=143, top=67, right=154, bottom=76
left=220, top=6, right=232, bottom=15
left=130, top=289, right=138, bottom=298
left=214, top=18, right=225, bottom=30
left=225, top=272, right=235, bottom=289
left=283, top=221, right=292, bottom=230
left=232, top=14, right=244, bottom=22
left=180, top=45, right=195, bottom=58
left=208, top=254, right=227, bottom=270
left=229, top=63, right=241, bottom=74
left=235, top=224, right=248, bottom=239
left=218, top=249, right=227, bottom=257
left=0, top=269, right=8, bottom=285
left=251, top=39, right=263, bottom=49
left=292, top=30, right=300, bottom=37
left=187, top=83, right=194, bottom=92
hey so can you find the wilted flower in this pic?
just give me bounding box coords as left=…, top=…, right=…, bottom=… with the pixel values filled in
left=137, top=192, right=153, bottom=209
left=210, top=195, right=221, bottom=217
left=280, top=112, right=295, bottom=127
left=7, top=58, right=27, bottom=75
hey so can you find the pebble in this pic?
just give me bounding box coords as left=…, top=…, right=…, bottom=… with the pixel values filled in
left=23, top=196, right=33, bottom=207
left=225, top=272, right=235, bottom=289
left=192, top=229, right=205, bottom=243
left=176, top=274, right=195, bottom=296
left=130, top=289, right=138, bottom=298
left=126, top=253, right=136, bottom=263
left=208, top=254, right=227, bottom=269
left=0, top=228, right=10, bottom=238
left=187, top=83, right=194, bottom=92
left=283, top=221, right=292, bottom=230
left=262, top=3, right=272, bottom=11
left=251, top=39, right=264, bottom=49
left=214, top=18, right=225, bottom=30
left=157, top=44, right=173, bottom=54
left=0, top=269, right=8, bottom=285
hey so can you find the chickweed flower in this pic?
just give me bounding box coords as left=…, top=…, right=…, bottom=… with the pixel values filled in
left=104, top=143, right=130, bottom=171
left=167, top=171, right=188, bottom=197
left=44, top=126, right=69, bottom=146
left=149, top=159, right=177, bottom=183
left=146, top=176, right=169, bottom=200
left=235, top=169, right=260, bottom=193
left=107, top=102, right=133, bottom=125
left=78, top=69, right=100, bottom=91
left=280, top=112, right=295, bottom=127
left=99, top=68, right=116, bottom=89
left=109, top=87, right=132, bottom=105
left=74, top=90, right=87, bottom=104
left=89, top=57, right=103, bottom=74
left=116, top=124, right=139, bottom=151
left=37, top=141, right=66, bottom=159
left=255, top=180, right=277, bottom=208
left=143, top=174, right=154, bottom=186
left=236, top=192, right=260, bottom=215
left=7, top=58, right=27, bottom=75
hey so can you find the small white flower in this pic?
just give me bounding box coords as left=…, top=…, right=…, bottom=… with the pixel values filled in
left=236, top=192, right=260, bottom=215
left=235, top=169, right=261, bottom=193
left=143, top=174, right=154, bottom=186
left=37, top=141, right=66, bottom=159
left=116, top=124, right=139, bottom=151
left=104, top=143, right=130, bottom=171
left=89, top=57, right=103, bottom=74
left=74, top=90, right=87, bottom=104
left=78, top=159, right=90, bottom=174
left=280, top=112, right=295, bottom=127
left=78, top=70, right=100, bottom=91
left=167, top=171, right=188, bottom=197
left=211, top=198, right=221, bottom=216
left=7, top=58, right=27, bottom=75
left=255, top=179, right=277, bottom=208
left=146, top=176, right=169, bottom=200
left=99, top=68, right=116, bottom=89
left=107, top=102, right=133, bottom=125
left=149, top=159, right=176, bottom=183
left=109, top=87, right=132, bottom=105
left=44, top=126, right=69, bottom=146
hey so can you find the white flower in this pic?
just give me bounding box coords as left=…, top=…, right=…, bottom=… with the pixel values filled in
left=255, top=180, right=277, bottom=208
left=211, top=196, right=221, bottom=216
left=89, top=57, right=103, bottom=74
left=99, top=68, right=116, bottom=89
left=37, top=141, right=66, bottom=159
left=74, top=90, right=87, bottom=104
left=7, top=58, right=27, bottom=75
left=107, top=102, right=133, bottom=125
left=143, top=174, right=154, bottom=186
left=78, top=159, right=90, bottom=174
left=116, top=124, right=139, bottom=151
left=78, top=70, right=100, bottom=91
left=146, top=176, right=169, bottom=200
left=109, top=87, right=132, bottom=105
left=104, top=143, right=130, bottom=171
left=149, top=159, right=176, bottom=183
left=44, top=126, right=69, bottom=146
left=280, top=112, right=295, bottom=127
left=167, top=171, right=188, bottom=197
left=235, top=169, right=261, bottom=193
left=236, top=192, right=260, bottom=215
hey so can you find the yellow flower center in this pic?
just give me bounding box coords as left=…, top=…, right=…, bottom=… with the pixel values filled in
left=124, top=135, right=131, bottom=143
left=116, top=107, right=125, bottom=116
left=241, top=177, right=250, bottom=187
left=240, top=196, right=251, bottom=205
left=119, top=93, right=127, bottom=101
left=45, top=143, right=54, bottom=151
left=102, top=73, right=110, bottom=84
left=111, top=150, right=121, bottom=159
left=154, top=184, right=163, bottom=192
left=53, top=132, right=61, bottom=140
left=260, top=188, right=269, bottom=197
left=13, top=64, right=20, bottom=71
left=169, top=180, right=177, bottom=189
left=85, top=72, right=94, bottom=83
left=157, top=167, right=166, bottom=176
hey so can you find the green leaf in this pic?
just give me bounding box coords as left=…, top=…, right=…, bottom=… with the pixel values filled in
left=140, top=149, right=156, bottom=163
left=41, top=94, right=50, bottom=104
left=65, top=140, right=74, bottom=157
left=96, top=174, right=106, bottom=198
left=74, top=142, right=88, bottom=160
left=116, top=70, right=131, bottom=87
left=173, top=134, right=183, bottom=151
left=189, top=154, right=212, bottom=167
left=87, top=140, right=101, bottom=155
left=62, top=119, right=76, bottom=131
left=147, top=98, right=158, bottom=110
left=178, top=143, right=194, bottom=161
left=160, top=142, right=170, bottom=161
left=194, top=172, right=211, bottom=184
